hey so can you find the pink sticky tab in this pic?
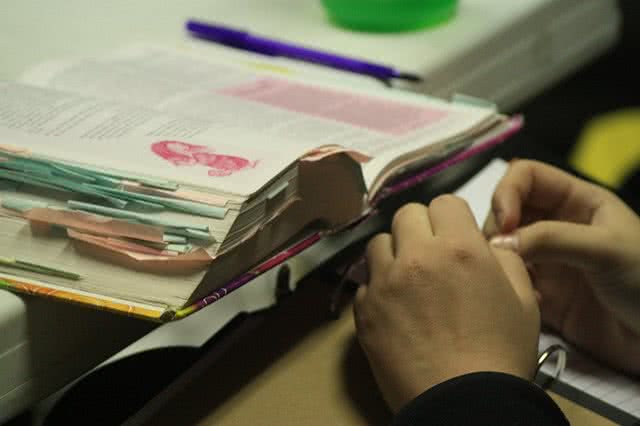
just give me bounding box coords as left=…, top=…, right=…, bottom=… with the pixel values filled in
left=219, top=79, right=447, bottom=136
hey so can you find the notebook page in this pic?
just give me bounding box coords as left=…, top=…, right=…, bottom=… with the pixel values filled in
left=539, top=333, right=640, bottom=420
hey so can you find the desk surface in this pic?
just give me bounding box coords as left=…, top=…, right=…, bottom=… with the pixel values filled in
left=135, top=276, right=615, bottom=426
left=1, top=0, right=562, bottom=77
left=0, top=0, right=620, bottom=109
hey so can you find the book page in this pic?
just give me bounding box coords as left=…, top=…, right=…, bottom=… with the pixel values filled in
left=0, top=82, right=299, bottom=196
left=21, top=44, right=496, bottom=190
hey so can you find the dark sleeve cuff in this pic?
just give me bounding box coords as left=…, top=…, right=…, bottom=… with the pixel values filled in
left=392, top=371, right=569, bottom=426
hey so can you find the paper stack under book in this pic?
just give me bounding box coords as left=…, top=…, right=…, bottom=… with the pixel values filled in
left=0, top=44, right=521, bottom=321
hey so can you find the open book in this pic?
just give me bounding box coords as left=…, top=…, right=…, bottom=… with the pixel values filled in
left=0, top=44, right=520, bottom=321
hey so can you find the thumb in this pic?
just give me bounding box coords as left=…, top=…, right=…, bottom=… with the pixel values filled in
left=490, top=221, right=613, bottom=269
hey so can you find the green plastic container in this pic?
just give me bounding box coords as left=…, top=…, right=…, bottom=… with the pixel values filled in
left=321, top=0, right=457, bottom=32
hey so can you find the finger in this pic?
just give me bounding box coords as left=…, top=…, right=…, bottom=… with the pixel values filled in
left=491, top=247, right=536, bottom=307
left=491, top=160, right=606, bottom=233
left=482, top=210, right=500, bottom=238
left=554, top=284, right=640, bottom=375
left=531, top=265, right=581, bottom=331
left=491, top=221, right=614, bottom=268
left=390, top=203, right=433, bottom=257
left=353, top=284, right=368, bottom=332
left=483, top=204, right=545, bottom=238
left=428, top=195, right=484, bottom=242
left=365, top=233, right=394, bottom=282
left=354, top=284, right=367, bottom=308
left=535, top=271, right=640, bottom=375
left=345, top=257, right=369, bottom=286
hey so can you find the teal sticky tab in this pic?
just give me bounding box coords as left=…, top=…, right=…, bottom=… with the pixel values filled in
left=90, top=175, right=122, bottom=189
left=0, top=169, right=64, bottom=191
left=137, top=179, right=179, bottom=191
left=143, top=214, right=208, bottom=231
left=15, top=259, right=82, bottom=280
left=67, top=200, right=134, bottom=219
left=1, top=159, right=47, bottom=174
left=1, top=197, right=49, bottom=212
left=2, top=158, right=112, bottom=194
left=67, top=200, right=208, bottom=231
left=165, top=227, right=216, bottom=242
left=127, top=199, right=166, bottom=212
left=59, top=164, right=122, bottom=187
left=183, top=228, right=216, bottom=241
left=49, top=164, right=96, bottom=183
left=103, top=197, right=129, bottom=209
left=6, top=156, right=103, bottom=190
left=0, top=166, right=128, bottom=208
left=0, top=179, right=19, bottom=191
left=0, top=152, right=63, bottom=175
left=60, top=182, right=127, bottom=209
left=62, top=162, right=177, bottom=191
left=162, top=198, right=226, bottom=219
left=85, top=185, right=225, bottom=219
left=163, top=234, right=188, bottom=244
left=2, top=151, right=179, bottom=194
left=165, top=243, right=193, bottom=253
left=0, top=257, right=81, bottom=281
left=85, top=185, right=160, bottom=209
left=86, top=186, right=162, bottom=211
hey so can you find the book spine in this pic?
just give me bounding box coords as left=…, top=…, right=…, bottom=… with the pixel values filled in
left=174, top=232, right=322, bottom=319
left=0, top=275, right=166, bottom=321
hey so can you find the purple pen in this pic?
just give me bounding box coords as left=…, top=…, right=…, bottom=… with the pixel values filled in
left=185, top=19, right=422, bottom=83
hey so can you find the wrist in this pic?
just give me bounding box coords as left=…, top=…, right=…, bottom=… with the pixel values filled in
left=393, top=371, right=569, bottom=426
left=399, top=358, right=536, bottom=408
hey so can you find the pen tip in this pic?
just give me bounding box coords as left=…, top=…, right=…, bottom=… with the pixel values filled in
left=397, top=72, right=423, bottom=83
left=378, top=78, right=393, bottom=88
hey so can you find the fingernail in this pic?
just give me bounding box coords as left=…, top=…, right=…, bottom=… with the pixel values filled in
left=490, top=234, right=519, bottom=251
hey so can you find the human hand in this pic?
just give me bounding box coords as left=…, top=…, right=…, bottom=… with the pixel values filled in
left=354, top=196, right=540, bottom=412
left=485, top=160, right=640, bottom=375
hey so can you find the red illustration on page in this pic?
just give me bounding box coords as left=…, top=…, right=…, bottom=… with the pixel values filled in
left=151, top=141, right=258, bottom=177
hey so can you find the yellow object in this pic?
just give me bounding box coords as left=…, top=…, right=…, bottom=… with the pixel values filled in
left=570, top=109, right=640, bottom=188
left=247, top=62, right=293, bottom=75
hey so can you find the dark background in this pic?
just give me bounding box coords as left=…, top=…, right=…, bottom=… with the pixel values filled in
left=496, top=0, right=639, bottom=211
